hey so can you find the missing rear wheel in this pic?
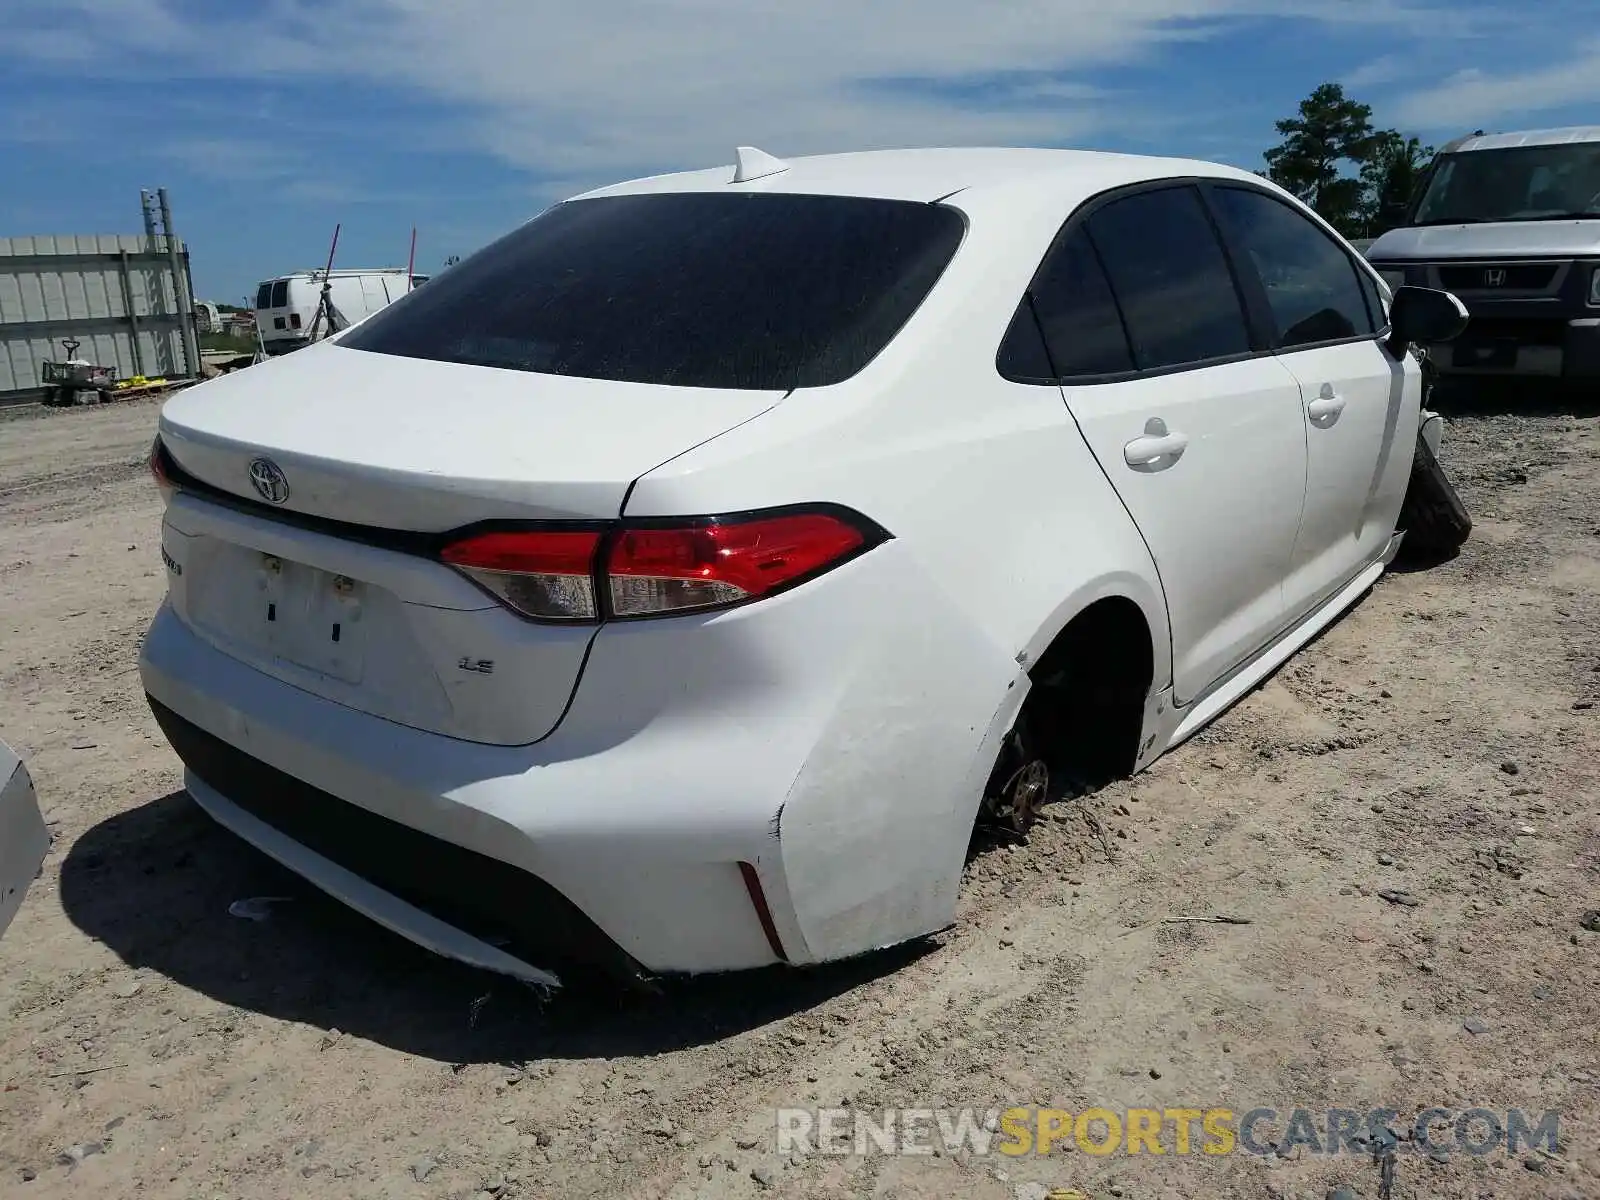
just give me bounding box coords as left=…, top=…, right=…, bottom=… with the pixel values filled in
left=980, top=717, right=1050, bottom=837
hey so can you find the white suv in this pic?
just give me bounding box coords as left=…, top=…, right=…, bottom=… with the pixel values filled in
left=140, top=147, right=1468, bottom=989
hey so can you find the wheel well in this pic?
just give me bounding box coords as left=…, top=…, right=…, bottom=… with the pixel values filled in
left=1023, top=597, right=1155, bottom=787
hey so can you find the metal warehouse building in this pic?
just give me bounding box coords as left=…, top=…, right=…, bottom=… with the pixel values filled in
left=0, top=191, right=201, bottom=406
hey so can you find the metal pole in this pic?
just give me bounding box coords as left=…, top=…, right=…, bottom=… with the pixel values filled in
left=118, top=250, right=144, bottom=376
left=157, top=188, right=200, bottom=380
left=139, top=190, right=157, bottom=248
left=139, top=190, right=172, bottom=375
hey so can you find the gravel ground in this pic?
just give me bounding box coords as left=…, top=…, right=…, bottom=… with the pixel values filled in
left=0, top=386, right=1597, bottom=1200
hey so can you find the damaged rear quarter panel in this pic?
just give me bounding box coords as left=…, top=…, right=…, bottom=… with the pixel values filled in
left=773, top=548, right=1028, bottom=962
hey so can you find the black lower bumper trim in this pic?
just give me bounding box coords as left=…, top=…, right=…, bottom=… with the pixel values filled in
left=146, top=695, right=652, bottom=989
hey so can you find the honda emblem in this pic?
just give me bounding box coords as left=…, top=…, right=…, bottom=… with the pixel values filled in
left=1484, top=268, right=1507, bottom=287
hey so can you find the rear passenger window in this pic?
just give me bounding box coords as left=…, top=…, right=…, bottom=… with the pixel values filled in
left=1086, top=187, right=1252, bottom=371
left=1209, top=186, right=1377, bottom=348
left=1027, top=230, right=1133, bottom=378
left=255, top=283, right=272, bottom=309
left=270, top=280, right=288, bottom=308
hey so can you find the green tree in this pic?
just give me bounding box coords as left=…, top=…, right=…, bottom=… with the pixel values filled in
left=1263, top=82, right=1382, bottom=236
left=1361, top=130, right=1434, bottom=235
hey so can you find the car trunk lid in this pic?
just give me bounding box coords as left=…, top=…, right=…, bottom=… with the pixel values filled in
left=158, top=340, right=784, bottom=528
left=155, top=341, right=784, bottom=745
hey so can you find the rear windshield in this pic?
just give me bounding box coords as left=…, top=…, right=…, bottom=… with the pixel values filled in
left=340, top=192, right=966, bottom=389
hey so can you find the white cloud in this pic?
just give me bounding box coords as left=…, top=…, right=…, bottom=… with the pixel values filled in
left=14, top=0, right=1456, bottom=188
left=1390, top=43, right=1600, bottom=130
left=160, top=137, right=307, bottom=182
left=1342, top=54, right=1411, bottom=91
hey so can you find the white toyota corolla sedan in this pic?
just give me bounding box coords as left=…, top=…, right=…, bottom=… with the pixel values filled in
left=139, top=146, right=1469, bottom=989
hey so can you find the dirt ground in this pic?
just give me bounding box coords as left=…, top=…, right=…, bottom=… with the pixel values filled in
left=0, top=387, right=1596, bottom=1200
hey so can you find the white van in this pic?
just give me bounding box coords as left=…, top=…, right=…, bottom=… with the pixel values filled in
left=252, top=269, right=429, bottom=355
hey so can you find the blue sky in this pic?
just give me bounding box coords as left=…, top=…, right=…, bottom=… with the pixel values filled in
left=5, top=0, right=1599, bottom=303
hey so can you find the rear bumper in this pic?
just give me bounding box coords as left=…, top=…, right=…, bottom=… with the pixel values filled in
left=140, top=603, right=797, bottom=978
left=138, top=539, right=1024, bottom=978
left=0, top=742, right=48, bottom=943
left=151, top=698, right=629, bottom=988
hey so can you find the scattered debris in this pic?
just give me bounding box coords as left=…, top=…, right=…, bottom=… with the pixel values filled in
left=45, top=1063, right=122, bottom=1080
left=409, top=1155, right=439, bottom=1182
left=1463, top=1016, right=1490, bottom=1035
left=1119, top=913, right=1251, bottom=936
left=1377, top=889, right=1420, bottom=907
left=1164, top=914, right=1252, bottom=925
left=1579, top=910, right=1600, bottom=933
left=1376, top=1140, right=1398, bottom=1200
left=56, top=1142, right=103, bottom=1170
left=1473, top=845, right=1525, bottom=879
left=227, top=896, right=291, bottom=921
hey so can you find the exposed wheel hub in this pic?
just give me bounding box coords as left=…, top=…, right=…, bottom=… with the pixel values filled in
left=995, top=758, right=1049, bottom=834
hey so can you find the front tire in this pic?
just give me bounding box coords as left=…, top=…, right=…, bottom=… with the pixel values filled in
left=1396, top=429, right=1471, bottom=561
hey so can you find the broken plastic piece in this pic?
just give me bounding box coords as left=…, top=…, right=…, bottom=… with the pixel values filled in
left=731, top=145, right=790, bottom=184
left=228, top=895, right=292, bottom=921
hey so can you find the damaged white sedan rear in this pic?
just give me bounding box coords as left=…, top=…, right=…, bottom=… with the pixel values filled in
left=139, top=146, right=1470, bottom=989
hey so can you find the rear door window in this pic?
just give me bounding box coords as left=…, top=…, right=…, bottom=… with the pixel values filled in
left=1085, top=186, right=1252, bottom=371
left=341, top=192, right=967, bottom=390
left=270, top=280, right=289, bottom=308
left=1209, top=185, right=1377, bottom=347
left=255, top=283, right=272, bottom=309
left=998, top=228, right=1133, bottom=381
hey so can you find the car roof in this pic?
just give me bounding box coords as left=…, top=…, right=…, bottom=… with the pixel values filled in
left=1452, top=126, right=1600, bottom=152
left=570, top=146, right=1271, bottom=207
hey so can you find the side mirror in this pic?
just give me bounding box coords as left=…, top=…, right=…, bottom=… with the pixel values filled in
left=1388, top=285, right=1469, bottom=354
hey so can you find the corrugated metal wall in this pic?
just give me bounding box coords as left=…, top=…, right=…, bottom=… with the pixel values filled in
left=0, top=234, right=194, bottom=402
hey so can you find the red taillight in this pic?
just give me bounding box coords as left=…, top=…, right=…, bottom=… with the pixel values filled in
left=438, top=509, right=879, bottom=623
left=440, top=529, right=602, bottom=621
left=607, top=513, right=867, bottom=617
left=149, top=436, right=176, bottom=501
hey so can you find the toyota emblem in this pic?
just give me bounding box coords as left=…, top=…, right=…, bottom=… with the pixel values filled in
left=248, top=457, right=290, bottom=504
